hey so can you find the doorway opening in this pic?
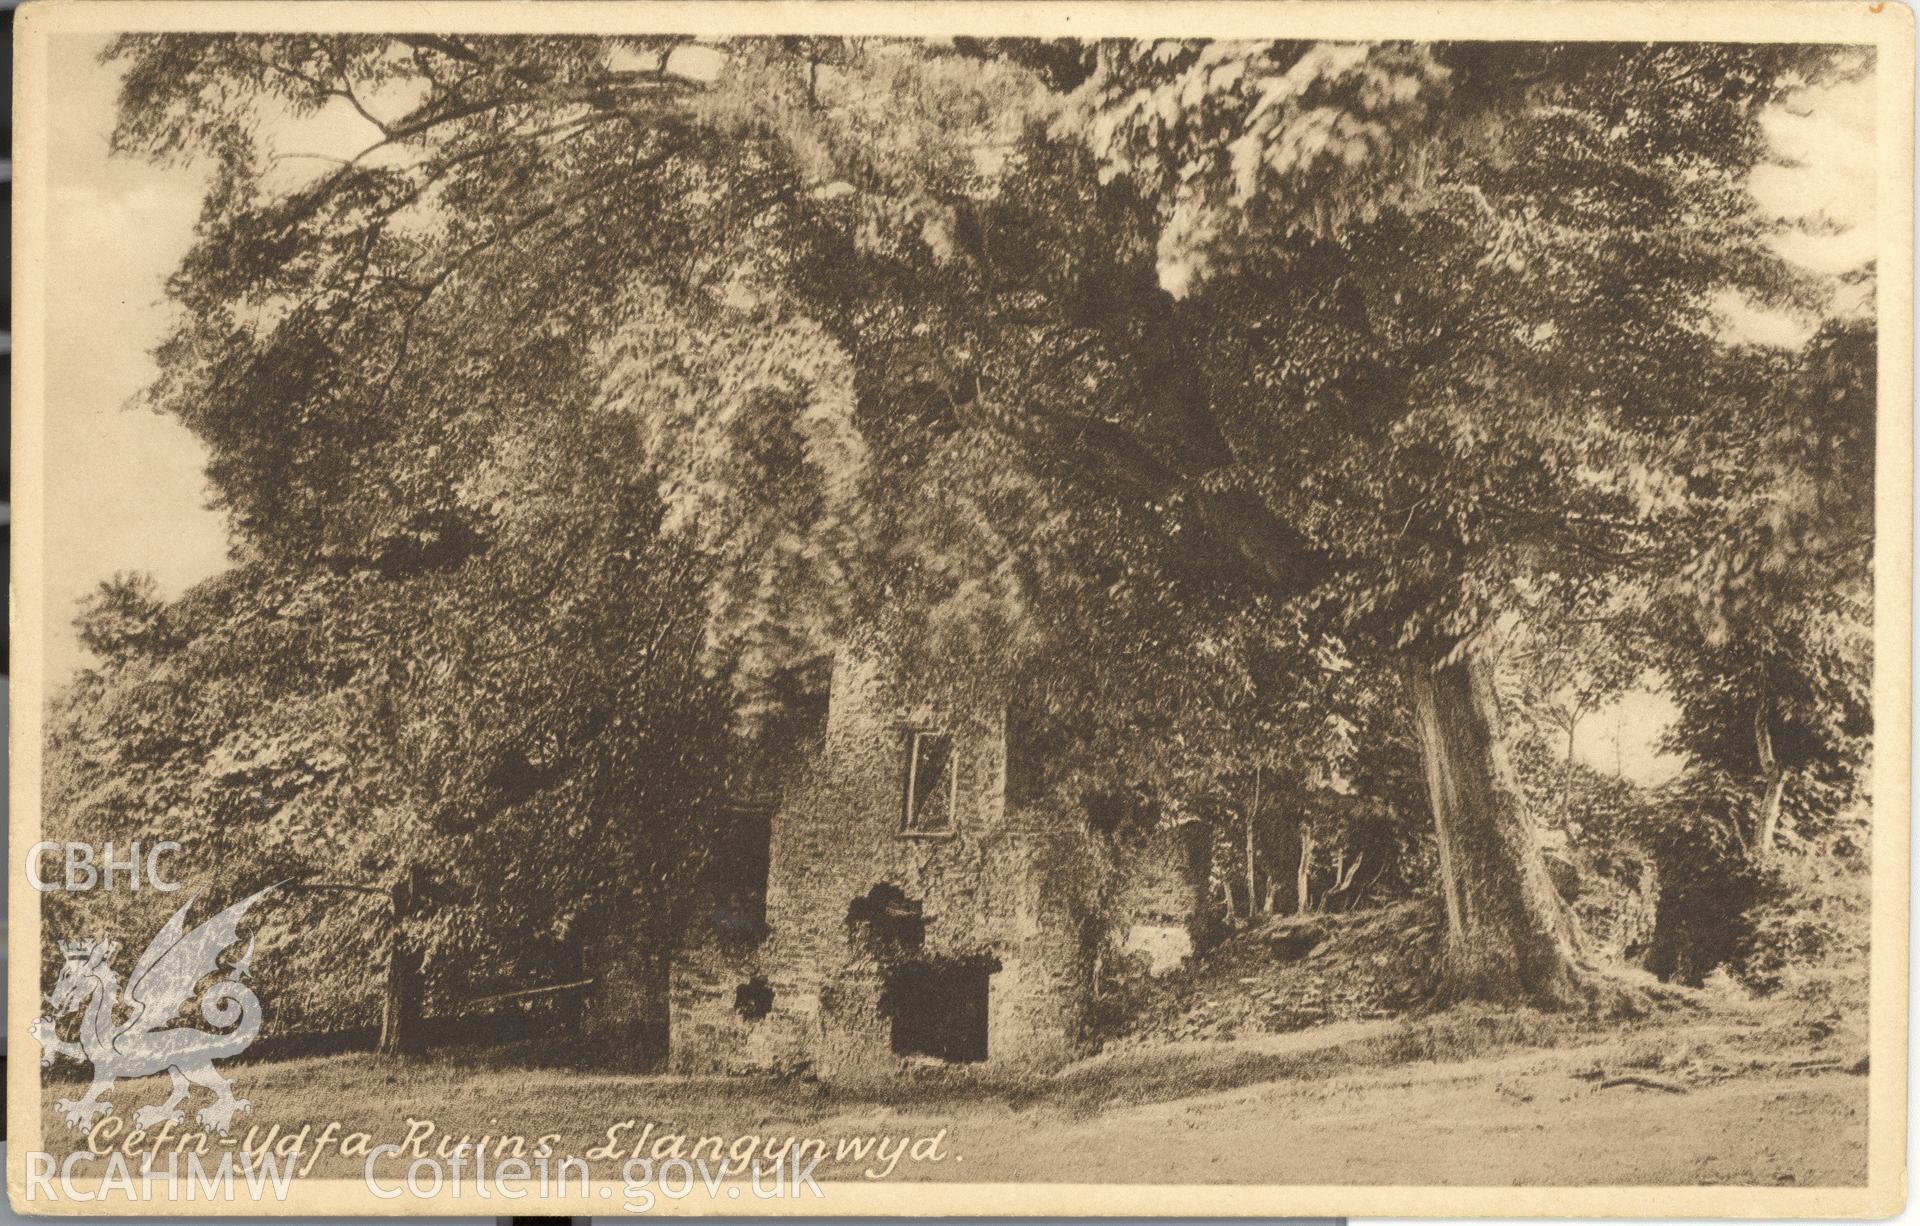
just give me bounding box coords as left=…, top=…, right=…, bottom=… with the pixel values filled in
left=884, top=956, right=996, bottom=1063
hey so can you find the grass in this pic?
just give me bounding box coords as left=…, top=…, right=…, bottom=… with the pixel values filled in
left=30, top=983, right=1872, bottom=1194
left=35, top=1000, right=1658, bottom=1181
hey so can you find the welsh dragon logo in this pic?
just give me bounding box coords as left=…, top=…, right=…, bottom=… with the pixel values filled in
left=32, top=885, right=277, bottom=1133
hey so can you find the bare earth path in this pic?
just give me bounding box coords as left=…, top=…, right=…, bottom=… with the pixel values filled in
left=900, top=1044, right=1866, bottom=1185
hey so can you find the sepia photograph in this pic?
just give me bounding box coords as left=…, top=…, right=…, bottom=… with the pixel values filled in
left=8, top=1, right=1912, bottom=1216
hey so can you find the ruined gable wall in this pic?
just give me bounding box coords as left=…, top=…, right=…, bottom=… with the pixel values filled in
left=763, top=649, right=1010, bottom=973
left=672, top=645, right=1098, bottom=1077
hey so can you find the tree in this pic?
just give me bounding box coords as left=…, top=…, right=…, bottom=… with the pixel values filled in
left=72, top=573, right=182, bottom=665
left=45, top=408, right=734, bottom=1045
left=1051, top=41, right=1863, bottom=1004
left=1493, top=612, right=1648, bottom=831
left=101, top=35, right=1866, bottom=1010
left=1629, top=308, right=1874, bottom=981
left=1650, top=310, right=1875, bottom=859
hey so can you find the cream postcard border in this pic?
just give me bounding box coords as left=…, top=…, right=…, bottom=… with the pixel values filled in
left=9, top=1, right=1913, bottom=1216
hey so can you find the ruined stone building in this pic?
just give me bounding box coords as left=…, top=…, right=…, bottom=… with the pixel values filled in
left=658, top=645, right=1213, bottom=1078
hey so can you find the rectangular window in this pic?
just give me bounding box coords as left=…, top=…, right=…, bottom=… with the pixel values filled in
left=901, top=730, right=956, bottom=834
left=705, top=801, right=771, bottom=939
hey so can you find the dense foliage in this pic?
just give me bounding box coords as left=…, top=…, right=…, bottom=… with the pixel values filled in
left=46, top=412, right=732, bottom=1034
left=44, top=35, right=1876, bottom=1026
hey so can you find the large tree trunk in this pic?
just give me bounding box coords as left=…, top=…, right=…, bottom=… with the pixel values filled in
left=1406, top=646, right=1596, bottom=1008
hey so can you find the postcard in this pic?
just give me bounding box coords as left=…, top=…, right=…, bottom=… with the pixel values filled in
left=9, top=1, right=1912, bottom=1215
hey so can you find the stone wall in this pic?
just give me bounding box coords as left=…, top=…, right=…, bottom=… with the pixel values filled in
left=665, top=933, right=812, bottom=1074
left=669, top=645, right=1098, bottom=1078
left=578, top=899, right=671, bottom=1069
left=1112, top=820, right=1215, bottom=975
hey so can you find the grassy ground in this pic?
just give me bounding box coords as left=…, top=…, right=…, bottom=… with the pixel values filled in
left=36, top=991, right=1868, bottom=1186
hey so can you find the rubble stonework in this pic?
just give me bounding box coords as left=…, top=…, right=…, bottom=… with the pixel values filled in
left=666, top=645, right=1212, bottom=1078
left=1113, top=820, right=1216, bottom=976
